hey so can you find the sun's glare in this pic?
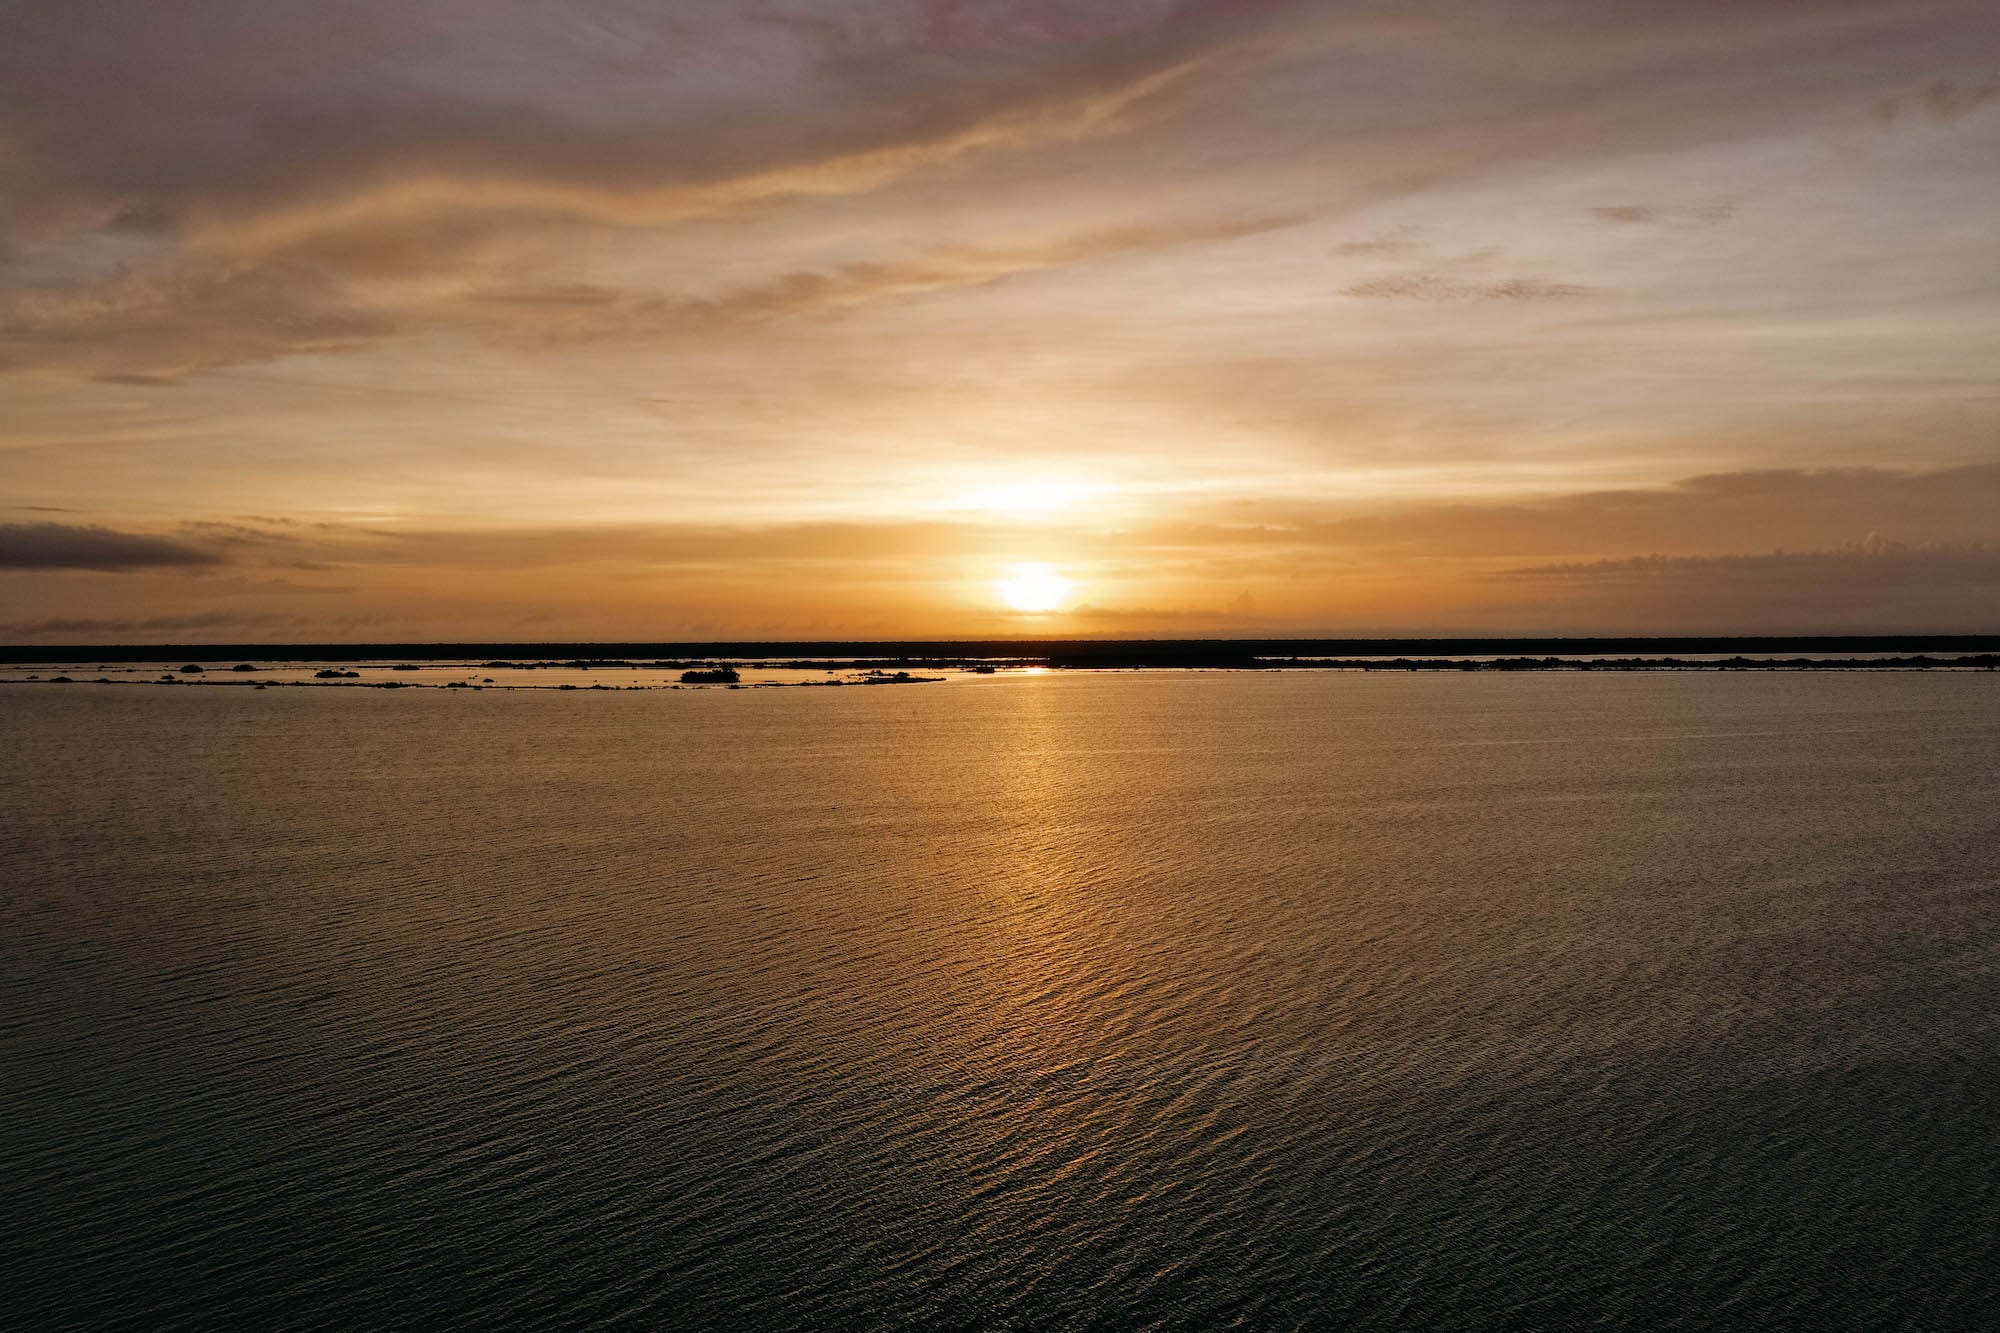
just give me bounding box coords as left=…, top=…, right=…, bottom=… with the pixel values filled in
left=996, top=563, right=1072, bottom=613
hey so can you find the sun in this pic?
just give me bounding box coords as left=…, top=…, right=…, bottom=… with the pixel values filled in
left=996, top=563, right=1072, bottom=614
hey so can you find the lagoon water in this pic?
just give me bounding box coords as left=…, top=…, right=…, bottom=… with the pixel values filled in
left=4, top=672, right=1998, bottom=1329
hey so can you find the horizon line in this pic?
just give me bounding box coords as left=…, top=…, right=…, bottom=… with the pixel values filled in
left=8, top=633, right=2000, bottom=665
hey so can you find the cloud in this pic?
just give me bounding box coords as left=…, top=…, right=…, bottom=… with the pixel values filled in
left=0, top=1, right=1293, bottom=246
left=1, top=611, right=298, bottom=635
left=7, top=2, right=1990, bottom=352
left=1591, top=205, right=1659, bottom=225
left=1497, top=541, right=2000, bottom=585
left=2, top=0, right=1992, bottom=388
left=1333, top=227, right=1423, bottom=257
left=286, top=517, right=1007, bottom=572
left=0, top=2, right=1328, bottom=378
left=476, top=216, right=1294, bottom=343
left=0, top=215, right=1291, bottom=375
left=184, top=57, right=1218, bottom=263
left=91, top=372, right=183, bottom=387
left=1342, top=273, right=1593, bottom=301
left=1587, top=203, right=1733, bottom=227
left=1243, top=463, right=2000, bottom=559
left=0, top=523, right=222, bottom=571
left=1481, top=542, right=2000, bottom=633
left=1064, top=600, right=1275, bottom=627
left=0, top=258, right=394, bottom=378
left=178, top=520, right=305, bottom=547
left=1874, top=76, right=2000, bottom=126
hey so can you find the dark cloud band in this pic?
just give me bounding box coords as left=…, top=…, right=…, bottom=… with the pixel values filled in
left=0, top=523, right=221, bottom=571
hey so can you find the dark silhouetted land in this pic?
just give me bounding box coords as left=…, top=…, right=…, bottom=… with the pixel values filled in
left=6, top=635, right=2000, bottom=669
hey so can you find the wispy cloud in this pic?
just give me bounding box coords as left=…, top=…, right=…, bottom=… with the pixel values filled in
left=0, top=217, right=1292, bottom=377
left=1586, top=203, right=1734, bottom=228
left=1480, top=542, right=2000, bottom=634
left=0, top=1, right=1295, bottom=250
left=1874, top=75, right=2000, bottom=126
left=1342, top=273, right=1592, bottom=302
left=2, top=610, right=298, bottom=635
left=480, top=217, right=1296, bottom=343
left=1245, top=465, right=2000, bottom=559
left=1497, top=541, right=2000, bottom=584
left=0, top=523, right=222, bottom=571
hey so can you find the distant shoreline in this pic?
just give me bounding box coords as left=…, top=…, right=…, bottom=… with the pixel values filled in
left=4, top=635, right=2000, bottom=667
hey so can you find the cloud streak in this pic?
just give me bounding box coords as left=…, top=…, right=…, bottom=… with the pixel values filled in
left=0, top=523, right=222, bottom=571
left=0, top=1, right=1293, bottom=246
left=0, top=217, right=1293, bottom=376
left=1481, top=543, right=2000, bottom=634
left=1, top=610, right=297, bottom=635
left=1342, top=274, right=1592, bottom=302
left=1247, top=465, right=2000, bottom=560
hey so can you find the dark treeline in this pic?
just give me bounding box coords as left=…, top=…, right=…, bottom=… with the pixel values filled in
left=6, top=636, right=2000, bottom=666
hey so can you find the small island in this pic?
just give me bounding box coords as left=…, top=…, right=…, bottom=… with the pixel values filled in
left=679, top=667, right=741, bottom=684
left=857, top=670, right=944, bottom=685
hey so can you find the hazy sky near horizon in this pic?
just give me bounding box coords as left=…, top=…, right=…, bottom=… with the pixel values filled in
left=4, top=0, right=2000, bottom=640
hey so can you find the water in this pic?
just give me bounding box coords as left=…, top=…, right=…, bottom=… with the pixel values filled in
left=3, top=673, right=1998, bottom=1329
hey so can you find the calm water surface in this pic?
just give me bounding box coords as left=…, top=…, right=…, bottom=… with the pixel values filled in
left=3, top=673, right=1998, bottom=1329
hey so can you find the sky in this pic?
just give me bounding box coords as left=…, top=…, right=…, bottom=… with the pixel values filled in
left=3, top=0, right=1999, bottom=642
